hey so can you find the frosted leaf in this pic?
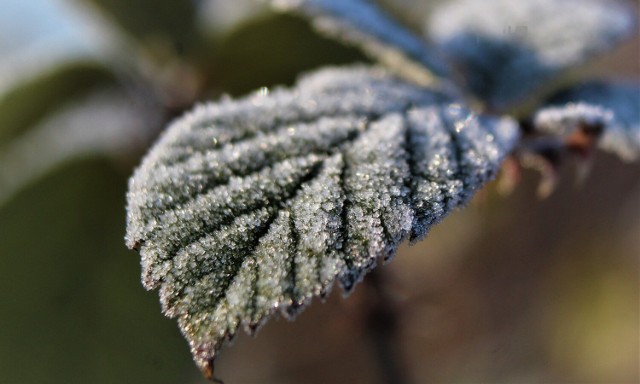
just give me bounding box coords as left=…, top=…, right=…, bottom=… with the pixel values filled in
left=538, top=82, right=640, bottom=161
left=534, top=103, right=613, bottom=136
left=427, top=0, right=636, bottom=109
left=125, top=66, right=518, bottom=379
left=268, top=0, right=450, bottom=83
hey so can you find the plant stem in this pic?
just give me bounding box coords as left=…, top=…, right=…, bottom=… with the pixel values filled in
left=364, top=267, right=410, bottom=384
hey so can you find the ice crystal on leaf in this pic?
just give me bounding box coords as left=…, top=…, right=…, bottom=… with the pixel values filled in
left=125, top=66, right=518, bottom=378
left=427, top=0, right=635, bottom=109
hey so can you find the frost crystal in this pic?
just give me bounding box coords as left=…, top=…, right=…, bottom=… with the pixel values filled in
left=125, top=66, right=518, bottom=378
left=427, top=0, right=636, bottom=109
left=541, top=82, right=640, bottom=161
left=268, top=0, right=450, bottom=83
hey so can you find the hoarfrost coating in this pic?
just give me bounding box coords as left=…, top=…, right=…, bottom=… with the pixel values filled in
left=125, top=66, right=519, bottom=376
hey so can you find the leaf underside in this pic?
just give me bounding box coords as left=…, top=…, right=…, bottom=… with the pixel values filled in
left=125, top=66, right=518, bottom=378
left=427, top=0, right=636, bottom=110
left=540, top=82, right=640, bottom=161
left=268, top=0, right=451, bottom=82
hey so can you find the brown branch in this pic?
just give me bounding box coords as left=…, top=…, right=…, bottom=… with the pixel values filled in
left=363, top=267, right=411, bottom=384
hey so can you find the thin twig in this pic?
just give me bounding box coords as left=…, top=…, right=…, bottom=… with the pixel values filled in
left=364, top=267, right=410, bottom=384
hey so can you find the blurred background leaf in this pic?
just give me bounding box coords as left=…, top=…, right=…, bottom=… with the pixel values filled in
left=0, top=159, right=203, bottom=384
left=199, top=13, right=367, bottom=96
left=0, top=61, right=114, bottom=145
left=0, top=90, right=159, bottom=205
left=78, top=0, right=200, bottom=56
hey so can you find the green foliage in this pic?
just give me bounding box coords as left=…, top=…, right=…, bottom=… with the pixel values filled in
left=0, top=159, right=197, bottom=383
left=200, top=13, right=367, bottom=96
left=80, top=0, right=199, bottom=54
left=0, top=61, right=114, bottom=145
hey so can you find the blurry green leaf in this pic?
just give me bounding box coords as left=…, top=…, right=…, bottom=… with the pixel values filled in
left=125, top=66, right=519, bottom=379
left=0, top=91, right=159, bottom=206
left=81, top=0, right=198, bottom=55
left=200, top=13, right=367, bottom=96
left=0, top=158, right=197, bottom=384
left=199, top=0, right=269, bottom=35
left=0, top=61, right=114, bottom=146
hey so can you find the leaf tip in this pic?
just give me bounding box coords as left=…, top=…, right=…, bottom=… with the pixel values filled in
left=193, top=343, right=218, bottom=382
